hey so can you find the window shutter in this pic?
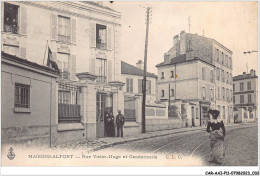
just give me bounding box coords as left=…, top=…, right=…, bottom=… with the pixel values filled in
left=50, top=14, right=57, bottom=40
left=71, top=18, right=76, bottom=43
left=107, top=26, right=112, bottom=50
left=107, top=60, right=112, bottom=83
left=68, top=55, right=72, bottom=79
left=20, top=47, right=26, bottom=59
left=20, top=7, right=27, bottom=35
left=90, top=57, right=95, bottom=75
left=70, top=55, right=76, bottom=80
left=138, top=79, right=142, bottom=93
left=130, top=79, right=133, bottom=93
left=126, top=78, right=129, bottom=92
left=90, top=22, right=96, bottom=47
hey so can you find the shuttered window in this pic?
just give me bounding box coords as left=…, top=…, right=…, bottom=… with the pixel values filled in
left=4, top=3, right=19, bottom=34
left=126, top=78, right=133, bottom=93
left=58, top=15, right=71, bottom=43
left=57, top=53, right=70, bottom=79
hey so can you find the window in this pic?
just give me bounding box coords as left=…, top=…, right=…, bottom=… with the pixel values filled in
left=222, top=87, right=225, bottom=100
left=58, top=90, right=77, bottom=104
left=226, top=88, right=229, bottom=101
left=210, top=70, right=214, bottom=83
left=229, top=57, right=232, bottom=68
left=161, top=72, right=164, bottom=79
left=226, top=72, right=229, bottom=83
left=218, top=86, right=220, bottom=98
left=248, top=94, right=252, bottom=103
left=96, top=24, right=107, bottom=49
left=221, top=70, right=224, bottom=82
left=233, top=84, right=235, bottom=91
left=171, top=89, right=174, bottom=97
left=202, top=67, right=206, bottom=80
left=58, top=16, right=71, bottom=43
left=230, top=73, right=232, bottom=85
left=233, top=96, right=235, bottom=103
left=223, top=106, right=225, bottom=119
left=202, top=87, right=206, bottom=100
left=247, top=81, right=251, bottom=90
left=221, top=52, right=224, bottom=64
left=4, top=3, right=19, bottom=34
left=57, top=53, right=70, bottom=79
left=96, top=58, right=107, bottom=83
left=126, top=78, right=133, bottom=93
left=240, top=95, right=244, bottom=104
left=161, top=90, right=165, bottom=97
left=225, top=55, right=228, bottom=66
left=230, top=90, right=233, bottom=101
left=216, top=48, right=219, bottom=61
left=138, top=79, right=142, bottom=94
left=171, top=71, right=174, bottom=78
left=15, top=83, right=30, bottom=108
left=3, top=44, right=19, bottom=56
left=240, top=82, right=244, bottom=91
left=210, top=89, right=214, bottom=101
left=216, top=68, right=220, bottom=81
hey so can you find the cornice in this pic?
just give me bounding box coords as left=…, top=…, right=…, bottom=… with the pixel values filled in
left=17, top=1, right=121, bottom=26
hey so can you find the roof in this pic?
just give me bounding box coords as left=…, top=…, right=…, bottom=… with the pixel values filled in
left=81, top=1, right=118, bottom=12
left=121, top=61, right=157, bottom=78
left=233, top=73, right=258, bottom=81
left=156, top=54, right=186, bottom=67
left=1, top=52, right=60, bottom=75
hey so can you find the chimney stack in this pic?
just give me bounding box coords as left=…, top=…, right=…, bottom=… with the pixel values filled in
left=173, top=35, right=179, bottom=47
left=250, top=69, right=256, bottom=77
left=136, top=60, right=144, bottom=70
left=243, top=72, right=246, bottom=75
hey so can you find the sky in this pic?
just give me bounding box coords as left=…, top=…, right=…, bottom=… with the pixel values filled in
left=105, top=1, right=258, bottom=76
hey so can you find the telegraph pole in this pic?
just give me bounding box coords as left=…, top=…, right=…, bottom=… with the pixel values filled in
left=142, top=7, right=152, bottom=133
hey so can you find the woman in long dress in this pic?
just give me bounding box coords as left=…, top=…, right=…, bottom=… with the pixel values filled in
left=207, top=109, right=226, bottom=165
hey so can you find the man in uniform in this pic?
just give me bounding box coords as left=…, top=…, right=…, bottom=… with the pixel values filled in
left=116, top=110, right=125, bottom=137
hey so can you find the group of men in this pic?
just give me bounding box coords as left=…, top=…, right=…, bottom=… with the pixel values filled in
left=105, top=110, right=125, bottom=137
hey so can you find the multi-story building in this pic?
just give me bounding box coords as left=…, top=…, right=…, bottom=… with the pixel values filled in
left=156, top=31, right=233, bottom=125
left=1, top=1, right=123, bottom=144
left=121, top=60, right=157, bottom=123
left=233, top=69, right=258, bottom=120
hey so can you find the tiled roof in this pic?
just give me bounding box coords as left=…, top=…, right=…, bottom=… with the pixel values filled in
left=156, top=54, right=186, bottom=67
left=1, top=52, right=60, bottom=75
left=121, top=61, right=157, bottom=78
left=233, top=73, right=258, bottom=81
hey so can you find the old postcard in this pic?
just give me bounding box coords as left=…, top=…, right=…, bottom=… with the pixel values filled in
left=1, top=0, right=258, bottom=170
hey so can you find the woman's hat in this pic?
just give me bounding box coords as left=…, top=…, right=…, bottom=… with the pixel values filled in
left=208, top=109, right=220, bottom=118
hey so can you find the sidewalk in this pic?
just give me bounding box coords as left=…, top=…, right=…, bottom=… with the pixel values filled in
left=50, top=123, right=253, bottom=153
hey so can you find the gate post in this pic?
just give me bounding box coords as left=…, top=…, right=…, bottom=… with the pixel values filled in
left=76, top=72, right=97, bottom=140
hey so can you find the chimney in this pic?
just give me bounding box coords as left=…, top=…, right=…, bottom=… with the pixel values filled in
left=250, top=69, right=255, bottom=77
left=243, top=72, right=246, bottom=75
left=164, top=53, right=170, bottom=64
left=173, top=35, right=179, bottom=47
left=179, top=30, right=186, bottom=55
left=136, top=60, right=144, bottom=70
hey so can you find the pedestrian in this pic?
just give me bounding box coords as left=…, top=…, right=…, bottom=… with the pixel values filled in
left=109, top=111, right=115, bottom=137
left=206, top=109, right=226, bottom=165
left=104, top=112, right=109, bottom=137
left=116, top=110, right=125, bottom=137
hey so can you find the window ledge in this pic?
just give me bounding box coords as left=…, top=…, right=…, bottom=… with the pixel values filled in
left=57, top=123, right=84, bottom=132
left=2, top=31, right=26, bottom=37
left=14, top=107, right=31, bottom=113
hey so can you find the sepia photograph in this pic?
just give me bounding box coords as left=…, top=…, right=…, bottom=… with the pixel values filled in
left=0, top=0, right=259, bottom=173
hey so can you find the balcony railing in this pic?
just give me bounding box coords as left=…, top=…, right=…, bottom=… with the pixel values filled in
left=96, top=43, right=107, bottom=50
left=4, top=25, right=19, bottom=34
left=96, top=76, right=107, bottom=83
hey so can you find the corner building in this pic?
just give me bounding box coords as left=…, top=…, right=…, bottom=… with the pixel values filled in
left=156, top=31, right=233, bottom=126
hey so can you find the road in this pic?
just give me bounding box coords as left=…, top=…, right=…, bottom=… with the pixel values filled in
left=93, top=124, right=258, bottom=166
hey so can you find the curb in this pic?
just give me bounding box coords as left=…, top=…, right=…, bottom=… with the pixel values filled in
left=88, top=123, right=256, bottom=153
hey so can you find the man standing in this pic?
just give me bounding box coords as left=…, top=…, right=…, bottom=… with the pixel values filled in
left=116, top=110, right=125, bottom=137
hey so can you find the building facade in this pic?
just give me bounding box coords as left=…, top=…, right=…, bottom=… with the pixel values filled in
left=121, top=60, right=157, bottom=133
left=233, top=69, right=258, bottom=121
left=1, top=1, right=124, bottom=145
left=156, top=31, right=233, bottom=126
